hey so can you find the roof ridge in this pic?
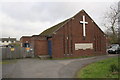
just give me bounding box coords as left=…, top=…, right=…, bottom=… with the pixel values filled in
left=40, top=19, right=70, bottom=36
left=39, top=9, right=84, bottom=36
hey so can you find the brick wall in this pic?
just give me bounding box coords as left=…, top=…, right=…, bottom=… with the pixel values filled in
left=20, top=37, right=31, bottom=43
left=31, top=36, right=48, bottom=56
left=52, top=10, right=107, bottom=58
left=20, top=36, right=31, bottom=47
left=20, top=10, right=107, bottom=58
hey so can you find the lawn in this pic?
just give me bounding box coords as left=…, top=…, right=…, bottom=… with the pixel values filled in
left=51, top=56, right=91, bottom=60
left=51, top=55, right=103, bottom=60
left=0, top=59, right=18, bottom=64
left=76, top=57, right=119, bottom=78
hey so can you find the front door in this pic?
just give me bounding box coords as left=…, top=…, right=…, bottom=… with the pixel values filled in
left=48, top=40, right=52, bottom=57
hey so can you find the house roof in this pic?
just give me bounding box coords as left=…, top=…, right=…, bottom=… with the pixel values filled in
left=40, top=19, right=69, bottom=36
left=0, top=38, right=16, bottom=41
left=21, top=36, right=31, bottom=38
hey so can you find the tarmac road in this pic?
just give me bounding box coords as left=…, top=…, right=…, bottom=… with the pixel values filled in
left=2, top=54, right=118, bottom=78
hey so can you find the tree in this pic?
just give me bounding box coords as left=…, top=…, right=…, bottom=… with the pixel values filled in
left=118, top=2, right=120, bottom=44
left=103, top=2, right=120, bottom=44
left=118, top=25, right=120, bottom=44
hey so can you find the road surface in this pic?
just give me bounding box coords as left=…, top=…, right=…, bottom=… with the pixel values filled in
left=2, top=54, right=118, bottom=78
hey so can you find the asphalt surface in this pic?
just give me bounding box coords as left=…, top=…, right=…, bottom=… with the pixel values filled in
left=2, top=54, right=118, bottom=78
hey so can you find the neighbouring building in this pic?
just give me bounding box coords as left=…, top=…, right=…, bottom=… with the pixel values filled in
left=20, top=10, right=107, bottom=58
left=20, top=36, right=31, bottom=47
left=0, top=37, right=16, bottom=46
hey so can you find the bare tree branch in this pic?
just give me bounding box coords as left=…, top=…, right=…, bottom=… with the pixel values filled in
left=103, top=2, right=119, bottom=43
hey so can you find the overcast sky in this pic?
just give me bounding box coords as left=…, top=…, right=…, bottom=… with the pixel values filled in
left=0, top=0, right=119, bottom=40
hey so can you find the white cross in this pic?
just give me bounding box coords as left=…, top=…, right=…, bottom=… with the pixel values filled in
left=80, top=15, right=88, bottom=37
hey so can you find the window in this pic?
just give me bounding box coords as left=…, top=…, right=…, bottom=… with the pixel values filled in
left=23, top=43, right=30, bottom=47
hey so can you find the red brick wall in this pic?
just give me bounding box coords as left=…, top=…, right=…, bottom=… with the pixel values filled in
left=34, top=40, right=48, bottom=55
left=31, top=36, right=48, bottom=56
left=20, top=10, right=107, bottom=58
left=20, top=37, right=31, bottom=47
left=20, top=37, right=31, bottom=43
left=52, top=10, right=107, bottom=58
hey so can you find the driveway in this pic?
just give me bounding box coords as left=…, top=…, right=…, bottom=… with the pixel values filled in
left=2, top=54, right=118, bottom=78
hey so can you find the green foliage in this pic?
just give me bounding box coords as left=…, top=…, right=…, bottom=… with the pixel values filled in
left=109, top=64, right=119, bottom=73
left=1, top=59, right=18, bottom=64
left=76, top=57, right=119, bottom=78
left=52, top=56, right=92, bottom=60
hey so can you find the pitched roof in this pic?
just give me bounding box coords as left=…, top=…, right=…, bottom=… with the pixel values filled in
left=40, top=9, right=105, bottom=36
left=40, top=10, right=86, bottom=36
left=21, top=36, right=31, bottom=38
left=40, top=19, right=69, bottom=36
left=0, top=38, right=16, bottom=41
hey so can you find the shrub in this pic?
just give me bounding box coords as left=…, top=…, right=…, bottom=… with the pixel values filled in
left=109, top=64, right=119, bottom=73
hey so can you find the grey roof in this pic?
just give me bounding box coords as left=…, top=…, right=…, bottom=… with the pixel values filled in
left=0, top=38, right=16, bottom=41
left=39, top=9, right=106, bottom=36
left=40, top=19, right=69, bottom=36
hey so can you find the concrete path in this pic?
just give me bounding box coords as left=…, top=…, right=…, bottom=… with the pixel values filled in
left=2, top=54, right=118, bottom=78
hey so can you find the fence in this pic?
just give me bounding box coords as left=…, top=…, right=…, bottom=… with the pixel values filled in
left=1, top=47, right=34, bottom=60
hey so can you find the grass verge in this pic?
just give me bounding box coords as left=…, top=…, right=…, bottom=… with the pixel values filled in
left=51, top=56, right=91, bottom=60
left=0, top=59, right=18, bottom=64
left=76, top=57, right=119, bottom=78
left=50, top=55, right=105, bottom=60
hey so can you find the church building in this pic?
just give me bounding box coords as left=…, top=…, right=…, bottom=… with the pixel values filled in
left=20, top=10, right=107, bottom=58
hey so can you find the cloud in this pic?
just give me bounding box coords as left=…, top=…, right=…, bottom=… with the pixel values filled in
left=0, top=2, right=116, bottom=40
left=1, top=2, right=78, bottom=22
left=0, top=11, right=51, bottom=39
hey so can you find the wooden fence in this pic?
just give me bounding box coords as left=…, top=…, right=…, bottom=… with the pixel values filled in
left=1, top=47, right=34, bottom=60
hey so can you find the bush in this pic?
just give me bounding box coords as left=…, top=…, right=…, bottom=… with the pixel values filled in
left=109, top=64, right=119, bottom=73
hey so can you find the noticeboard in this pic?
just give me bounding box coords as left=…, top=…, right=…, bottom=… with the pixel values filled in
left=75, top=43, right=93, bottom=50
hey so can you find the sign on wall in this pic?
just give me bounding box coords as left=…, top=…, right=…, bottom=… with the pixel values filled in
left=75, top=43, right=93, bottom=50
left=11, top=48, right=15, bottom=51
